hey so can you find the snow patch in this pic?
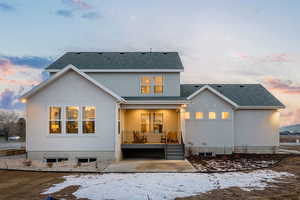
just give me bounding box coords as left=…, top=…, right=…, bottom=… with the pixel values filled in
left=43, top=170, right=293, bottom=200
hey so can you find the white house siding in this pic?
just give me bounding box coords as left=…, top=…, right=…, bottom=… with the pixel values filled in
left=185, top=90, right=235, bottom=155
left=26, top=70, right=118, bottom=161
left=234, top=110, right=280, bottom=153
left=86, top=72, right=180, bottom=96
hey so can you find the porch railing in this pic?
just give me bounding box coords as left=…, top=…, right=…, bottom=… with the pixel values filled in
left=121, top=130, right=180, bottom=144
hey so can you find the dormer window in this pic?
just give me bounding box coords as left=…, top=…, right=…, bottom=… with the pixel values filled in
left=154, top=76, right=163, bottom=94
left=141, top=76, right=151, bottom=94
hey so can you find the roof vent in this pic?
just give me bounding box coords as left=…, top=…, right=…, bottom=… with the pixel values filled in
left=194, top=85, right=200, bottom=88
left=120, top=52, right=125, bottom=54
left=240, top=85, right=245, bottom=88
left=141, top=52, right=146, bottom=54
left=76, top=52, right=81, bottom=54
left=97, top=52, right=103, bottom=54
left=163, top=52, right=168, bottom=55
left=217, top=85, right=222, bottom=88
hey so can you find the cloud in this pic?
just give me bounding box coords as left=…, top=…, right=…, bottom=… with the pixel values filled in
left=262, top=76, right=300, bottom=94
left=56, top=9, right=74, bottom=18
left=0, top=89, right=24, bottom=110
left=281, top=109, right=300, bottom=126
left=81, top=11, right=101, bottom=20
left=0, top=3, right=14, bottom=11
left=62, top=0, right=91, bottom=9
left=232, top=53, right=291, bottom=64
left=1, top=56, right=52, bottom=69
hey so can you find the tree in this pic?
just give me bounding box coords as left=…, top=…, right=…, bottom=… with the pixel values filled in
left=0, top=111, right=20, bottom=141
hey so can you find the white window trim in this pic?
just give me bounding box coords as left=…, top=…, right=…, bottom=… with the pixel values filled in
left=47, top=105, right=97, bottom=137
left=82, top=106, right=96, bottom=134
left=221, top=111, right=231, bottom=120
left=48, top=106, right=63, bottom=134
left=153, top=76, right=164, bottom=95
left=140, top=75, right=165, bottom=96
left=208, top=111, right=217, bottom=120
left=195, top=112, right=204, bottom=120
left=65, top=106, right=80, bottom=134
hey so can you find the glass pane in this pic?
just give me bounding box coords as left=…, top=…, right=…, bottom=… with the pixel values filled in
left=154, top=76, right=163, bottom=85
left=66, top=106, right=79, bottom=120
left=49, top=107, right=61, bottom=120
left=222, top=112, right=229, bottom=119
left=83, top=106, right=95, bottom=120
left=184, top=112, right=190, bottom=119
left=195, top=112, right=204, bottom=119
left=141, top=86, right=151, bottom=94
left=141, top=76, right=151, bottom=85
left=209, top=112, right=216, bottom=119
left=83, top=121, right=95, bottom=134
left=154, top=85, right=163, bottom=94
left=66, top=121, right=78, bottom=133
left=141, top=113, right=150, bottom=133
left=49, top=121, right=61, bottom=134
left=153, top=113, right=163, bottom=133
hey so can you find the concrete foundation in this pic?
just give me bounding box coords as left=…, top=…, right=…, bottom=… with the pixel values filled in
left=27, top=151, right=115, bottom=162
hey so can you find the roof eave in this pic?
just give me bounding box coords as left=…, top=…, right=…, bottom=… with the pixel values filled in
left=237, top=105, right=285, bottom=110
left=45, top=68, right=184, bottom=73
left=20, top=64, right=125, bottom=102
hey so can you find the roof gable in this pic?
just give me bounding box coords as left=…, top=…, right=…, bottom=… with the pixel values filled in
left=181, top=84, right=285, bottom=109
left=46, top=52, right=183, bottom=72
left=187, top=85, right=239, bottom=108
left=20, top=64, right=125, bottom=101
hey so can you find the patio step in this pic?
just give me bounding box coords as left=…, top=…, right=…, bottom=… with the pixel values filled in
left=166, top=144, right=185, bottom=160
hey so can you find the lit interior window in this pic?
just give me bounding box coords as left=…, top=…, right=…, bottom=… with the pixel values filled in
left=222, top=112, right=230, bottom=119
left=184, top=112, right=190, bottom=119
left=141, top=76, right=151, bottom=94
left=154, top=76, right=164, bottom=94
left=66, top=106, right=79, bottom=134
left=49, top=107, right=61, bottom=134
left=208, top=112, right=216, bottom=119
left=82, top=106, right=96, bottom=134
left=195, top=112, right=204, bottom=119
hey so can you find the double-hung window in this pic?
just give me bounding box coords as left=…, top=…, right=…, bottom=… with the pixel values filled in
left=154, top=76, right=163, bottom=94
left=66, top=106, right=79, bottom=134
left=82, top=106, right=96, bottom=134
left=49, top=107, right=61, bottom=134
left=141, top=76, right=151, bottom=94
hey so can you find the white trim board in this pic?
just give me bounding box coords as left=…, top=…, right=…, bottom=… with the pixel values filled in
left=45, top=69, right=183, bottom=73
left=20, top=64, right=125, bottom=102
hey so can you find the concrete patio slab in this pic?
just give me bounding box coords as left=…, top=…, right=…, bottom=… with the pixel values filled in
left=103, top=159, right=197, bottom=173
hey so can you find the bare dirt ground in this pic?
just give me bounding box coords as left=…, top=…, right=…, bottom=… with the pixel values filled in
left=0, top=170, right=80, bottom=200
left=0, top=155, right=299, bottom=200
left=177, top=155, right=300, bottom=200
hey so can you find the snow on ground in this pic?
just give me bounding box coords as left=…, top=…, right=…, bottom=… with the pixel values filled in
left=43, top=170, right=293, bottom=200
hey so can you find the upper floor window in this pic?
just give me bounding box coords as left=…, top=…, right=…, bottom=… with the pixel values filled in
left=140, top=76, right=164, bottom=94
left=141, top=76, right=151, bottom=94
left=66, top=106, right=79, bottom=134
left=154, top=76, right=163, bottom=94
left=49, top=107, right=61, bottom=134
left=82, top=106, right=96, bottom=134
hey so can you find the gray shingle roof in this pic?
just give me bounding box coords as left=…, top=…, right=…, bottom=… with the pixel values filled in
left=46, top=52, right=183, bottom=70
left=123, top=96, right=187, bottom=101
left=180, top=84, right=284, bottom=107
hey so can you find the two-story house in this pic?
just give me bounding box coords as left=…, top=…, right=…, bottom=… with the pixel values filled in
left=20, top=52, right=284, bottom=162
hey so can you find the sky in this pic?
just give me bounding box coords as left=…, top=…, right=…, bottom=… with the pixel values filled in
left=0, top=0, right=299, bottom=126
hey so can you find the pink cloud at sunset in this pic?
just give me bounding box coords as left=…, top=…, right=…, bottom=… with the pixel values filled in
left=232, top=53, right=292, bottom=64
left=262, top=76, right=300, bottom=94
left=0, top=58, right=42, bottom=87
